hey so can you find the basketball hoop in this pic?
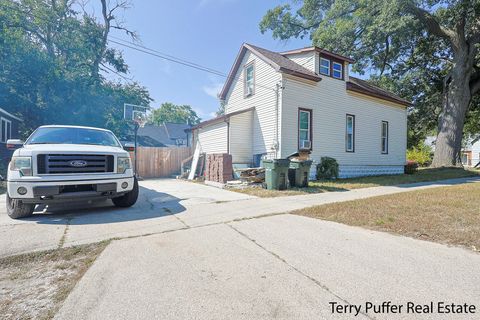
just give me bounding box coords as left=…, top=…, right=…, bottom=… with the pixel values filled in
left=133, top=110, right=147, bottom=128
left=124, top=103, right=150, bottom=177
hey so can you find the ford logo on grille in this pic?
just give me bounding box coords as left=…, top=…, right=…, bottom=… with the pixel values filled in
left=69, top=160, right=88, bottom=167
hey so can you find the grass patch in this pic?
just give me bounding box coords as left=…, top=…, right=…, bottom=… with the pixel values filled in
left=232, top=168, right=479, bottom=198
left=0, top=241, right=110, bottom=320
left=293, top=182, right=480, bottom=251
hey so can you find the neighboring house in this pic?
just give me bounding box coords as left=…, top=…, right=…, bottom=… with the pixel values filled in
left=0, top=107, right=22, bottom=168
left=426, top=135, right=480, bottom=167
left=136, top=122, right=192, bottom=147
left=192, top=43, right=409, bottom=178
left=461, top=138, right=480, bottom=167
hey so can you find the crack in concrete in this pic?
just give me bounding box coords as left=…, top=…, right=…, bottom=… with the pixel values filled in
left=162, top=207, right=190, bottom=228
left=226, top=223, right=377, bottom=320
left=58, top=217, right=72, bottom=248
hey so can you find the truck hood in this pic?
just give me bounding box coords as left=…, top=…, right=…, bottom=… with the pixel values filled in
left=16, top=144, right=129, bottom=156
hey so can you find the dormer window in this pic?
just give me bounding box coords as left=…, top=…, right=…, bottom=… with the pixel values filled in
left=320, top=58, right=330, bottom=76
left=332, top=62, right=343, bottom=79
left=244, top=62, right=255, bottom=97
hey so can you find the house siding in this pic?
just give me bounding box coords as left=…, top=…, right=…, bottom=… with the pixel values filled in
left=229, top=111, right=253, bottom=163
left=280, top=75, right=407, bottom=178
left=283, top=52, right=316, bottom=73
left=470, top=141, right=480, bottom=166
left=197, top=121, right=228, bottom=154
left=224, top=51, right=281, bottom=157
left=0, top=110, right=21, bottom=171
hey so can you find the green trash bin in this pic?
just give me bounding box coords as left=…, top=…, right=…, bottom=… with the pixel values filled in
left=262, top=159, right=290, bottom=190
left=288, top=160, right=313, bottom=187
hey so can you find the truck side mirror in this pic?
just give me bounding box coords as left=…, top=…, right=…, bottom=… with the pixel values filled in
left=6, top=139, right=24, bottom=150
left=123, top=142, right=135, bottom=152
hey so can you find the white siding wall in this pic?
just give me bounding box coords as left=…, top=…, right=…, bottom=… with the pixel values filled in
left=229, top=111, right=253, bottom=163
left=224, top=51, right=281, bottom=157
left=280, top=75, right=407, bottom=177
left=471, top=141, right=480, bottom=166
left=283, top=52, right=316, bottom=73
left=197, top=121, right=228, bottom=154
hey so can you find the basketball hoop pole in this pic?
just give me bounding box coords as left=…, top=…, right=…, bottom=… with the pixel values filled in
left=134, top=122, right=139, bottom=176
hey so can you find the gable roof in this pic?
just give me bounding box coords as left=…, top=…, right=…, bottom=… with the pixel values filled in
left=137, top=122, right=191, bottom=147
left=281, top=47, right=355, bottom=63
left=219, top=43, right=321, bottom=100
left=346, top=77, right=410, bottom=107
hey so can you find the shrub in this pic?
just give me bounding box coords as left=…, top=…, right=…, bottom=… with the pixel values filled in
left=316, top=157, right=339, bottom=180
left=405, top=160, right=419, bottom=174
left=407, top=144, right=432, bottom=167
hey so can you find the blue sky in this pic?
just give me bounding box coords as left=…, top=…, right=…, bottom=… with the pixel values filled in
left=105, top=0, right=311, bottom=120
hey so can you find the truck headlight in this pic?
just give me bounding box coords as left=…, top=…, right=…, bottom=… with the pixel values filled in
left=117, top=157, right=131, bottom=174
left=10, top=157, right=32, bottom=176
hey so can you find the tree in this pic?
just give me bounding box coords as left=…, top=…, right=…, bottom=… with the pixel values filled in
left=0, top=0, right=151, bottom=138
left=260, top=0, right=480, bottom=167
left=149, top=103, right=201, bottom=125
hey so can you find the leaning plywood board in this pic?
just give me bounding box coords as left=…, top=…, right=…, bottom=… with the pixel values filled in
left=188, top=141, right=201, bottom=180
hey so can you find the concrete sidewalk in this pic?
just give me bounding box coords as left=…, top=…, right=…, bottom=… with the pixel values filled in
left=1, top=176, right=479, bottom=257
left=55, top=214, right=480, bottom=320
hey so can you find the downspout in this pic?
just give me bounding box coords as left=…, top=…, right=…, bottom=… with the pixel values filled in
left=274, top=80, right=284, bottom=158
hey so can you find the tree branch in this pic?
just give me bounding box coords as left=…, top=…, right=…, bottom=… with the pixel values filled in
left=406, top=3, right=457, bottom=48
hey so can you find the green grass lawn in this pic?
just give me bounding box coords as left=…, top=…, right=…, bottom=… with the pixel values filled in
left=231, top=168, right=480, bottom=198
left=293, top=182, right=480, bottom=251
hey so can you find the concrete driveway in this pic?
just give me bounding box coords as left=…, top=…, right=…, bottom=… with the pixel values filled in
left=55, top=214, right=480, bottom=320
left=1, top=177, right=479, bottom=257
left=0, top=179, right=254, bottom=257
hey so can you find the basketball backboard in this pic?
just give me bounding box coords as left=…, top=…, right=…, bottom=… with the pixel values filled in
left=124, top=103, right=150, bottom=127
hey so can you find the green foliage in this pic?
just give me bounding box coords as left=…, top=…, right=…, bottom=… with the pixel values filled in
left=0, top=0, right=152, bottom=139
left=407, top=144, right=432, bottom=167
left=149, top=103, right=201, bottom=125
left=316, top=157, right=339, bottom=180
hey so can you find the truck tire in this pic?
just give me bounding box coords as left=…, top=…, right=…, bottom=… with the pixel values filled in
left=6, top=194, right=35, bottom=219
left=112, top=177, right=139, bottom=208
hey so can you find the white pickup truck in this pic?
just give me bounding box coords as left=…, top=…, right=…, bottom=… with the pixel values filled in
left=6, top=125, right=138, bottom=219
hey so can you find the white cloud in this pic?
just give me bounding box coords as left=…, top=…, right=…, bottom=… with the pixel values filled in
left=202, top=82, right=224, bottom=99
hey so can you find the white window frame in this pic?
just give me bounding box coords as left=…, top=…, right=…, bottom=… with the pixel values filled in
left=381, top=121, right=389, bottom=154
left=346, top=114, right=355, bottom=152
left=298, top=109, right=312, bottom=149
left=320, top=58, right=330, bottom=76
left=1, top=117, right=12, bottom=143
left=332, top=62, right=343, bottom=79
left=244, top=62, right=255, bottom=97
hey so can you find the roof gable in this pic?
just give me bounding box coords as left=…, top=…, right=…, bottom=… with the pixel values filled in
left=218, top=43, right=321, bottom=100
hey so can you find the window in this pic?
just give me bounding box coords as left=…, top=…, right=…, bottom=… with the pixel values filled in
left=320, top=58, right=330, bottom=76
left=244, top=63, right=254, bottom=97
left=298, top=108, right=312, bottom=149
left=381, top=121, right=389, bottom=154
left=332, top=62, right=343, bottom=79
left=346, top=114, right=355, bottom=152
left=1, top=118, right=11, bottom=143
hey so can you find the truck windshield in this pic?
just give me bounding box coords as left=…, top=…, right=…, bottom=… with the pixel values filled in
left=26, top=127, right=121, bottom=147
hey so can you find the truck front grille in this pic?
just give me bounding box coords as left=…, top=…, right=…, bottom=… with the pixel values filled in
left=37, top=154, right=114, bottom=174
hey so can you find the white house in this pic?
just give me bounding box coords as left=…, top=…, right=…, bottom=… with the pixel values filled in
left=462, top=139, right=480, bottom=167
left=192, top=43, right=409, bottom=178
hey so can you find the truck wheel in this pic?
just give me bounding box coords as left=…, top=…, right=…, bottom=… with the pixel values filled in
left=6, top=194, right=35, bottom=219
left=112, top=177, right=139, bottom=208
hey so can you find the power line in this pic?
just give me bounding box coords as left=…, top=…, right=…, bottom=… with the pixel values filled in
left=108, top=38, right=279, bottom=93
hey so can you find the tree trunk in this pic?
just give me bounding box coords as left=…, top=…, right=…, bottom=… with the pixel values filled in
left=432, top=61, right=472, bottom=167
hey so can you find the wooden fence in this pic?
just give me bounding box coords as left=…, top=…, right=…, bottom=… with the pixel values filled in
left=130, top=147, right=192, bottom=178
